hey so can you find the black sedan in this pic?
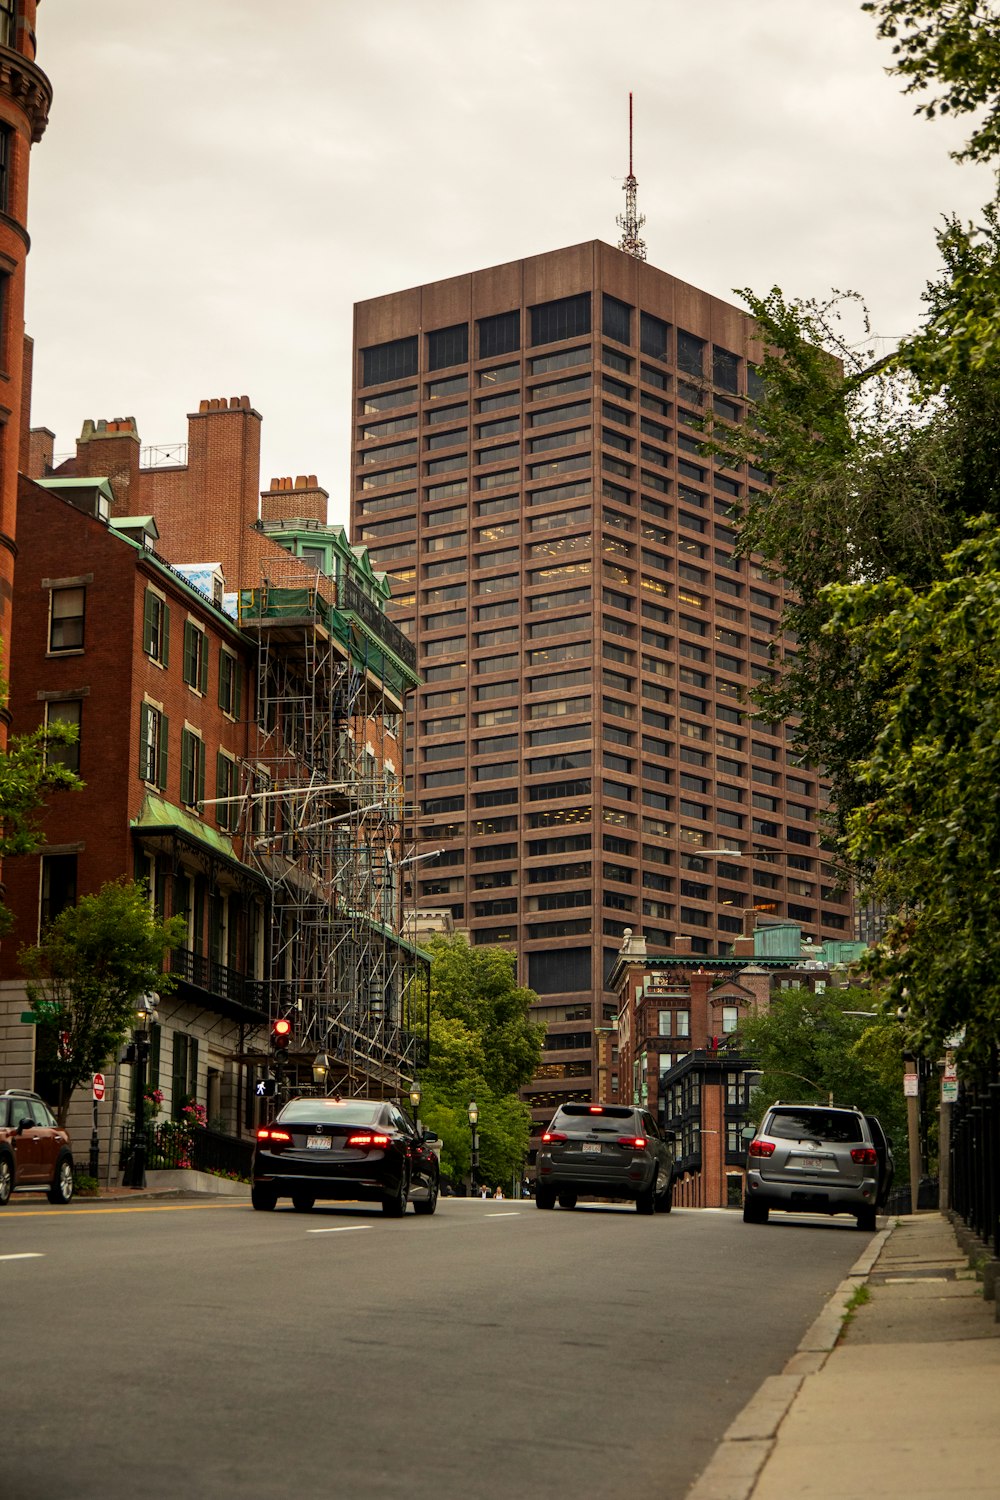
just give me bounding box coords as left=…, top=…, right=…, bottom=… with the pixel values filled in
left=252, top=1097, right=440, bottom=1216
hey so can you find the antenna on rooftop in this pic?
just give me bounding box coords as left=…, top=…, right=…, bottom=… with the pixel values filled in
left=617, top=92, right=647, bottom=261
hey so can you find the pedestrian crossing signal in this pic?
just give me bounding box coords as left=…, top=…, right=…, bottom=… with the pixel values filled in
left=256, top=1077, right=278, bottom=1098
left=270, top=1018, right=293, bottom=1052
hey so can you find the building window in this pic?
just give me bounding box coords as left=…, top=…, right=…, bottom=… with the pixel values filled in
left=49, top=586, right=85, bottom=653
left=41, top=853, right=77, bottom=930
left=362, top=336, right=418, bottom=387
left=216, top=752, right=239, bottom=832
left=171, top=1032, right=199, bottom=1118
left=478, top=311, right=520, bottom=360
left=658, top=1009, right=672, bottom=1037
left=143, top=589, right=170, bottom=665
left=602, top=294, right=632, bottom=346
left=0, top=1, right=14, bottom=51
left=180, top=728, right=205, bottom=809
left=640, top=312, right=669, bottom=361
left=218, top=650, right=242, bottom=718
left=675, top=1009, right=690, bottom=1038
left=0, top=122, right=10, bottom=216
left=139, top=702, right=168, bottom=789
left=428, top=323, right=469, bottom=371
left=45, top=700, right=81, bottom=773
left=183, top=621, right=209, bottom=694
left=721, top=1005, right=739, bottom=1034
left=677, top=330, right=705, bottom=378
left=530, top=294, right=592, bottom=347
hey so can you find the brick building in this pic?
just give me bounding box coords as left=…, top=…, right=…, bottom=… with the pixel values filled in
left=0, top=1, right=50, bottom=711
left=349, top=241, right=852, bottom=1124
left=1, top=399, right=425, bottom=1171
left=609, top=921, right=866, bottom=1207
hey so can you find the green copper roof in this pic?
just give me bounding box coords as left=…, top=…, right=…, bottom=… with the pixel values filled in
left=131, top=793, right=238, bottom=861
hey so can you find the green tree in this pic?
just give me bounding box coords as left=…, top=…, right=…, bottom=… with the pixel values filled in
left=739, top=987, right=908, bottom=1170
left=417, top=935, right=544, bottom=1189
left=0, top=674, right=82, bottom=933
left=826, top=521, right=1000, bottom=1064
left=20, top=879, right=186, bottom=1122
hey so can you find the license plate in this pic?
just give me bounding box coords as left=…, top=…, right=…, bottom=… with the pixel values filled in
left=582, top=1142, right=602, bottom=1154
left=307, top=1136, right=332, bottom=1150
left=798, top=1155, right=828, bottom=1169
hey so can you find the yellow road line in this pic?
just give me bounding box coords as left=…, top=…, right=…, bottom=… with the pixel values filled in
left=1, top=1201, right=249, bottom=1219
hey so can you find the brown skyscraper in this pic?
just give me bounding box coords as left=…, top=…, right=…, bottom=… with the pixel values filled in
left=351, top=242, right=850, bottom=1121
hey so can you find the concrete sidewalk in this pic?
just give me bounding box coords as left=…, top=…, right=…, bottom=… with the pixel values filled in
left=689, top=1212, right=1000, bottom=1500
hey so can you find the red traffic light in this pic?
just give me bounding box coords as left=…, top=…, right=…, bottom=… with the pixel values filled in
left=270, top=1017, right=293, bottom=1051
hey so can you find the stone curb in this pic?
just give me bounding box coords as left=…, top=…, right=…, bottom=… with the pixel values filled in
left=684, top=1221, right=895, bottom=1500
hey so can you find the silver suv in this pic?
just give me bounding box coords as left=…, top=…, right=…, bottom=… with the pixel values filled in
left=743, top=1102, right=893, bottom=1232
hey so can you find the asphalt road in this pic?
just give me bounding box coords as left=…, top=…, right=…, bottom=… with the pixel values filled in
left=2, top=1194, right=868, bottom=1500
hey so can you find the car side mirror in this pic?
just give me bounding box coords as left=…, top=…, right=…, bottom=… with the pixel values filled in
left=741, top=1125, right=756, bottom=1143
left=15, top=1118, right=28, bottom=1134
left=884, top=1136, right=893, bottom=1152
left=662, top=1129, right=676, bottom=1142
left=422, top=1130, right=439, bottom=1144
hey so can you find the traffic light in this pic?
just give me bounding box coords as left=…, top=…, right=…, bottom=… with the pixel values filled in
left=270, top=1017, right=293, bottom=1053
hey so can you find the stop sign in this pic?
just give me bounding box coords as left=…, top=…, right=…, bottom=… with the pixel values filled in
left=92, top=1073, right=106, bottom=1102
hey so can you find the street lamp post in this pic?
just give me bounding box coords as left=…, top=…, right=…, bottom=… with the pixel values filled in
left=312, top=1051, right=330, bottom=1089
left=124, top=992, right=159, bottom=1189
left=468, top=1098, right=479, bottom=1197
left=409, top=1081, right=422, bottom=1132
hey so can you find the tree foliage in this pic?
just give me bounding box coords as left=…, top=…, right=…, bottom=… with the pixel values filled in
left=20, top=879, right=186, bottom=1122
left=863, top=0, right=1000, bottom=164
left=739, top=987, right=908, bottom=1168
left=416, top=935, right=544, bottom=1189
left=0, top=672, right=82, bottom=933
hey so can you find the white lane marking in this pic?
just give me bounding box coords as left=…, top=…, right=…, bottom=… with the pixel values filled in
left=485, top=1211, right=521, bottom=1218
left=0, top=1252, right=45, bottom=1261
left=307, top=1225, right=373, bottom=1234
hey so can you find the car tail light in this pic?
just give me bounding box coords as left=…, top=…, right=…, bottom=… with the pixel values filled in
left=851, top=1147, right=878, bottom=1164
left=256, top=1128, right=292, bottom=1143
left=541, top=1131, right=568, bottom=1144
left=588, top=1106, right=605, bottom=1114
left=617, top=1135, right=647, bottom=1150
left=748, top=1140, right=775, bottom=1157
left=346, top=1132, right=391, bottom=1148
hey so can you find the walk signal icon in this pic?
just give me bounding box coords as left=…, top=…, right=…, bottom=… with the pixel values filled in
left=256, top=1077, right=278, bottom=1098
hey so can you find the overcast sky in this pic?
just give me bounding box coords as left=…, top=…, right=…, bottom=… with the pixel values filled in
left=25, top=1, right=994, bottom=528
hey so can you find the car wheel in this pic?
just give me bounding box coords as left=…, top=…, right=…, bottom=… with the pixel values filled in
left=251, top=1184, right=278, bottom=1211
left=382, top=1167, right=410, bottom=1217
left=857, top=1205, right=878, bottom=1232
left=0, top=1154, right=13, bottom=1205
left=655, top=1180, right=674, bottom=1214
left=47, top=1155, right=74, bottom=1206
left=413, top=1175, right=439, bottom=1216
left=557, top=1191, right=578, bottom=1209
left=535, top=1185, right=556, bottom=1209
left=743, top=1198, right=769, bottom=1224
left=636, top=1181, right=656, bottom=1215
left=291, top=1192, right=315, bottom=1213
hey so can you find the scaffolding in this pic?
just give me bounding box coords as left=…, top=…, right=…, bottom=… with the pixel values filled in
left=236, top=554, right=427, bottom=1098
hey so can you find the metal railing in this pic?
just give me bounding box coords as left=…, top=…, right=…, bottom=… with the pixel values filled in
left=950, top=1071, right=1000, bottom=1258
left=119, top=1123, right=254, bottom=1180
left=167, top=946, right=268, bottom=1017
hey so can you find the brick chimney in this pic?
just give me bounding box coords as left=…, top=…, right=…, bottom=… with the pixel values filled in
left=75, top=416, right=141, bottom=514
left=260, top=474, right=329, bottom=526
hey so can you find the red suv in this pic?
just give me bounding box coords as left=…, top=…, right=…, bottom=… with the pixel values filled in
left=0, top=1090, right=75, bottom=1205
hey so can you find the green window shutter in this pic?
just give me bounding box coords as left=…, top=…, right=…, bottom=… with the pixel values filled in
left=234, top=661, right=243, bottom=720
left=180, top=729, right=193, bottom=804
left=139, top=704, right=150, bottom=780
left=200, top=637, right=209, bottom=695
left=183, top=621, right=194, bottom=686
left=158, top=713, right=169, bottom=791
left=189, top=1038, right=199, bottom=1100
left=216, top=752, right=226, bottom=828
left=148, top=1023, right=162, bottom=1094
left=161, top=604, right=170, bottom=667
left=143, top=590, right=155, bottom=654
left=196, top=738, right=205, bottom=807
left=171, top=1033, right=187, bottom=1118
left=218, top=651, right=229, bottom=711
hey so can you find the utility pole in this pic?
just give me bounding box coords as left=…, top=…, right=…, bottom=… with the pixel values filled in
left=904, top=1058, right=921, bottom=1213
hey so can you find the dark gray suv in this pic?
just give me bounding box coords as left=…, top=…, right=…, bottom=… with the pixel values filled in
left=743, top=1102, right=893, bottom=1232
left=535, top=1103, right=675, bottom=1214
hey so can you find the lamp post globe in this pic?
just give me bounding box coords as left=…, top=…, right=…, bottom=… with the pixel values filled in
left=468, top=1099, right=479, bottom=1197
left=409, top=1081, right=422, bottom=1128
